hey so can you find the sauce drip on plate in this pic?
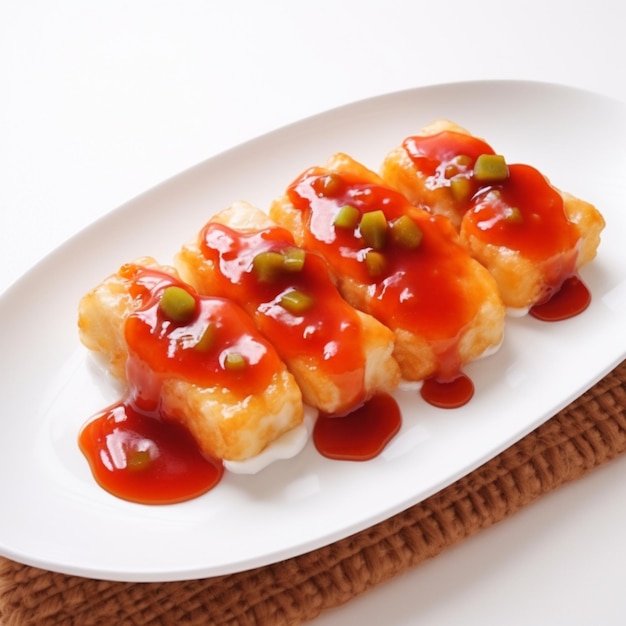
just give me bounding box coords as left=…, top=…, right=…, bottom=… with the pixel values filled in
left=529, top=275, right=591, bottom=321
left=79, top=265, right=287, bottom=504
left=79, top=402, right=223, bottom=505
left=79, top=264, right=406, bottom=503
left=79, top=132, right=599, bottom=503
left=313, top=394, right=401, bottom=460
left=420, top=373, right=475, bottom=409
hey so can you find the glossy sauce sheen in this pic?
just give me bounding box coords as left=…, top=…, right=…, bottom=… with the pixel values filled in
left=420, top=373, right=475, bottom=409
left=466, top=164, right=580, bottom=261
left=80, top=134, right=594, bottom=502
left=199, top=222, right=366, bottom=412
left=124, top=266, right=281, bottom=399
left=404, top=131, right=584, bottom=318
left=404, top=132, right=580, bottom=258
left=529, top=275, right=591, bottom=321
left=404, top=131, right=495, bottom=182
left=79, top=403, right=223, bottom=505
left=79, top=266, right=284, bottom=504
left=313, top=394, right=401, bottom=460
left=286, top=169, right=484, bottom=380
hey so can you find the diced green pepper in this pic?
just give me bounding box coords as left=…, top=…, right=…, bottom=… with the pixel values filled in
left=159, top=286, right=196, bottom=323
left=365, top=250, right=386, bottom=277
left=282, top=247, right=306, bottom=272
left=473, top=154, right=509, bottom=182
left=253, top=248, right=306, bottom=281
left=253, top=251, right=286, bottom=282
left=224, top=352, right=246, bottom=371
left=359, top=210, right=388, bottom=250
left=333, top=205, right=360, bottom=230
left=195, top=322, right=217, bottom=351
left=280, top=289, right=314, bottom=314
left=449, top=176, right=473, bottom=202
left=390, top=215, right=423, bottom=249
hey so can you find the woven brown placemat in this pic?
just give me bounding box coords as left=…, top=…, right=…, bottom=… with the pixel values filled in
left=1, top=359, right=625, bottom=626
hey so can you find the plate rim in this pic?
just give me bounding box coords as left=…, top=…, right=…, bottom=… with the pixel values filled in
left=1, top=78, right=625, bottom=582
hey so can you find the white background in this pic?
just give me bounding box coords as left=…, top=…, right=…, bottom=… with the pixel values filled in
left=2, top=1, right=625, bottom=623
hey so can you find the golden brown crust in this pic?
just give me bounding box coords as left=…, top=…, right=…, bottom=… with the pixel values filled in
left=562, top=191, right=605, bottom=268
left=271, top=153, right=506, bottom=382
left=78, top=256, right=167, bottom=380
left=78, top=258, right=304, bottom=461
left=380, top=120, right=472, bottom=231
left=161, top=370, right=303, bottom=461
left=380, top=119, right=606, bottom=310
left=176, top=201, right=401, bottom=414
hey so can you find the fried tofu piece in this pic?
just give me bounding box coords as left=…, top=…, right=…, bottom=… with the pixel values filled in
left=270, top=154, right=505, bottom=382
left=381, top=120, right=474, bottom=231
left=381, top=120, right=605, bottom=310
left=176, top=201, right=401, bottom=415
left=78, top=257, right=304, bottom=461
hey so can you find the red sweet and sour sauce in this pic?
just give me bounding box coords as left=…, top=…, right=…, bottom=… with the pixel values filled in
left=529, top=275, right=591, bottom=321
left=197, top=221, right=369, bottom=415
left=403, top=131, right=588, bottom=322
left=420, top=373, right=475, bottom=409
left=79, top=402, right=223, bottom=505
left=79, top=263, right=408, bottom=503
left=286, top=165, right=493, bottom=408
left=80, top=130, right=597, bottom=503
left=79, top=264, right=285, bottom=504
left=313, top=394, right=401, bottom=461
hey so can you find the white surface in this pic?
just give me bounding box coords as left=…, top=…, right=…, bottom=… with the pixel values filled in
left=1, top=0, right=625, bottom=619
left=1, top=80, right=624, bottom=583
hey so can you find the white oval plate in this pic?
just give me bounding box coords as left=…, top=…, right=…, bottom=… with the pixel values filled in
left=1, top=81, right=625, bottom=582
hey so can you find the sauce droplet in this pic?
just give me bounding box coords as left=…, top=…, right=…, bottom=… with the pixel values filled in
left=79, top=402, right=224, bottom=505
left=313, top=394, right=401, bottom=461
left=529, top=275, right=591, bottom=321
left=420, top=373, right=475, bottom=409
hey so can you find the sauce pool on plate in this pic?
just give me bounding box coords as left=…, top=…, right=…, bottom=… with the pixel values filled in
left=313, top=394, right=402, bottom=461
left=79, top=402, right=224, bottom=505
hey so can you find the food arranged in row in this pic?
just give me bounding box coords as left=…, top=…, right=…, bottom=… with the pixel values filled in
left=77, top=120, right=605, bottom=504
left=270, top=152, right=506, bottom=393
left=176, top=201, right=400, bottom=417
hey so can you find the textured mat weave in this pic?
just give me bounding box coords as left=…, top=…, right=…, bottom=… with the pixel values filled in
left=1, top=359, right=625, bottom=626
